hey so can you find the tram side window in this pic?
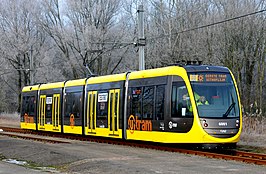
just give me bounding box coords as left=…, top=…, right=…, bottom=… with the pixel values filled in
left=143, top=86, right=154, bottom=120
left=131, top=87, right=142, bottom=118
left=128, top=85, right=164, bottom=120
left=155, top=85, right=165, bottom=120
left=65, top=92, right=82, bottom=121
left=22, top=96, right=35, bottom=116
left=97, top=92, right=108, bottom=128
left=171, top=82, right=192, bottom=117
left=45, top=96, right=52, bottom=118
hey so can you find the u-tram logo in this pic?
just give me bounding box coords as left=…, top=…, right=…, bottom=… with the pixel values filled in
left=128, top=115, right=152, bottom=134
left=198, top=75, right=204, bottom=82
left=70, top=114, right=75, bottom=129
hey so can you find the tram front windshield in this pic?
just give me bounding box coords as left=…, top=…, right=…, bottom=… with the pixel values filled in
left=188, top=72, right=240, bottom=118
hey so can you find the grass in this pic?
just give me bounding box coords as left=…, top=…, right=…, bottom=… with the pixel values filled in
left=240, top=115, right=266, bottom=151
left=242, top=115, right=265, bottom=134
left=0, top=112, right=20, bottom=120
left=0, top=154, right=58, bottom=172
left=0, top=154, right=6, bottom=160
left=0, top=112, right=20, bottom=127
left=237, top=144, right=266, bottom=154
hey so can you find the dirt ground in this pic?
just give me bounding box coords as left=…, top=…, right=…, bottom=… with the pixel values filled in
left=0, top=113, right=266, bottom=173
left=1, top=130, right=266, bottom=174
left=0, top=114, right=20, bottom=128
left=239, top=115, right=266, bottom=153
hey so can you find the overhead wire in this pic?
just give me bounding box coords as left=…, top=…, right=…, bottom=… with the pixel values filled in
left=146, top=9, right=266, bottom=41
left=67, top=9, right=266, bottom=45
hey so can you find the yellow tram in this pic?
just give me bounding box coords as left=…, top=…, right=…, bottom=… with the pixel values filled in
left=21, top=65, right=242, bottom=147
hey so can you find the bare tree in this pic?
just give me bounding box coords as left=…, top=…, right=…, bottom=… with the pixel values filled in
left=37, top=0, right=80, bottom=79
left=0, top=0, right=45, bottom=111
left=144, top=0, right=266, bottom=114
left=65, top=0, right=133, bottom=76
left=0, top=0, right=265, bottom=115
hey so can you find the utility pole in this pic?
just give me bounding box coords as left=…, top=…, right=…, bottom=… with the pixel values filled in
left=29, top=47, right=34, bottom=85
left=137, top=4, right=145, bottom=70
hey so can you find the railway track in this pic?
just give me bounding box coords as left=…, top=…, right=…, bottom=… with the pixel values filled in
left=0, top=126, right=265, bottom=166
left=0, top=127, right=69, bottom=144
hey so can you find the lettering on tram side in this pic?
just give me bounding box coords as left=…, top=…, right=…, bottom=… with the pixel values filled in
left=24, top=113, right=34, bottom=125
left=24, top=113, right=29, bottom=125
left=128, top=115, right=152, bottom=134
left=70, top=114, right=75, bottom=129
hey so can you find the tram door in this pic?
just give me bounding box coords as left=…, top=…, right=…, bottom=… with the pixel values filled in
left=108, top=89, right=120, bottom=135
left=87, top=91, right=97, bottom=133
left=39, top=95, right=46, bottom=129
left=52, top=94, right=60, bottom=130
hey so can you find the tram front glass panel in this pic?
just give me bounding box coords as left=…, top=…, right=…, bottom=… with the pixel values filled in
left=188, top=72, right=240, bottom=118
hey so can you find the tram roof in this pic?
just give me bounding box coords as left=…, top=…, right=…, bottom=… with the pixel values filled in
left=128, top=66, right=186, bottom=80
left=22, top=85, right=40, bottom=92
left=65, top=78, right=86, bottom=87
left=184, top=65, right=229, bottom=73
left=39, top=82, right=65, bottom=90
left=87, top=73, right=127, bottom=84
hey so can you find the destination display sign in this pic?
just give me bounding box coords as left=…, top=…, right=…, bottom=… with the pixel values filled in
left=190, top=74, right=228, bottom=82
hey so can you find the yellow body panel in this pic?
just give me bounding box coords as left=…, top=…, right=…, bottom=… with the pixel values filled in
left=64, top=126, right=82, bottom=134
left=126, top=127, right=240, bottom=143
left=21, top=123, right=36, bottom=130
left=38, top=124, right=61, bottom=132
left=85, top=128, right=123, bottom=138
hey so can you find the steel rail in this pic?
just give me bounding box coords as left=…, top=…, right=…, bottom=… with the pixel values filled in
left=0, top=132, right=69, bottom=144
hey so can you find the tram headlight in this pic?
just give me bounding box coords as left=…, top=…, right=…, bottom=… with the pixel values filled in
left=236, top=119, right=239, bottom=127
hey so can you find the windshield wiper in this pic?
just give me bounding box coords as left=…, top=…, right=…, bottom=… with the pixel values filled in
left=223, top=102, right=235, bottom=118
